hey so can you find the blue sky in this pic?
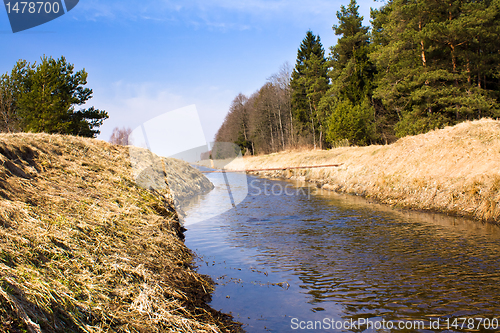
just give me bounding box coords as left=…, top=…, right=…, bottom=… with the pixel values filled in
left=2, top=0, right=381, bottom=143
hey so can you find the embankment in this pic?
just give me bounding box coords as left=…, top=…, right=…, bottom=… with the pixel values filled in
left=226, top=119, right=500, bottom=224
left=0, top=133, right=239, bottom=332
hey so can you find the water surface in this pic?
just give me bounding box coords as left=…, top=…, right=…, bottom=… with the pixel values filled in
left=184, top=173, right=500, bottom=332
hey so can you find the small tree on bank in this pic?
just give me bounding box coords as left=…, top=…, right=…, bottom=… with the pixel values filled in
left=109, top=127, right=132, bottom=146
left=325, top=99, right=375, bottom=146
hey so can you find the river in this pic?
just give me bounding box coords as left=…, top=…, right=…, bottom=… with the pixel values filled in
left=184, top=172, right=500, bottom=332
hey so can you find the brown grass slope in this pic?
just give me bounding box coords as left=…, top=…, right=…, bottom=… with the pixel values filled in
left=227, top=119, right=500, bottom=224
left=0, top=133, right=239, bottom=332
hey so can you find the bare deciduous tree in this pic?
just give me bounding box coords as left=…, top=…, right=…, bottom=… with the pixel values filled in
left=215, top=62, right=294, bottom=155
left=0, top=74, right=20, bottom=133
left=268, top=62, right=293, bottom=149
left=109, top=127, right=132, bottom=146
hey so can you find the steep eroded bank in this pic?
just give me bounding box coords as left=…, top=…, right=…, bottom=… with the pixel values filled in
left=0, top=133, right=239, bottom=332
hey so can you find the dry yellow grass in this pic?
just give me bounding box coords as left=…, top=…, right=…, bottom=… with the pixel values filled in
left=226, top=119, right=500, bottom=224
left=0, top=133, right=239, bottom=332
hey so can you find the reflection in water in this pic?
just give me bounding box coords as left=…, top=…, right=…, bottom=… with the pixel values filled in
left=184, top=174, right=500, bottom=332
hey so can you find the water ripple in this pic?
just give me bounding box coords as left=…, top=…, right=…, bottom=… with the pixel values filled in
left=185, top=175, right=500, bottom=332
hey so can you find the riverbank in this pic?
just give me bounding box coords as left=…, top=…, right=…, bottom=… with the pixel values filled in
left=225, top=119, right=500, bottom=224
left=0, top=133, right=240, bottom=332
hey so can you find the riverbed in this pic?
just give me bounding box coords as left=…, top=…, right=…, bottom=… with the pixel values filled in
left=184, top=172, right=500, bottom=332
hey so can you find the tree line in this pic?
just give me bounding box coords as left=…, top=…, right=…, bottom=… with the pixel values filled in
left=216, top=0, right=500, bottom=154
left=0, top=56, right=108, bottom=137
left=215, top=63, right=295, bottom=155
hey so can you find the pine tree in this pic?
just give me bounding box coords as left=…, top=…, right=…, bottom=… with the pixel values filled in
left=329, top=0, right=373, bottom=102
left=371, top=0, right=500, bottom=137
left=0, top=60, right=32, bottom=133
left=321, top=0, right=376, bottom=145
left=5, top=56, right=108, bottom=137
left=290, top=31, right=329, bottom=148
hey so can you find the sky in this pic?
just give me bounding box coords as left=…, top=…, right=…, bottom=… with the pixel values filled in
left=2, top=0, right=382, bottom=144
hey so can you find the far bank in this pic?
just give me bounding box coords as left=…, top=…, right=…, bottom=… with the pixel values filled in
left=225, top=119, right=500, bottom=225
